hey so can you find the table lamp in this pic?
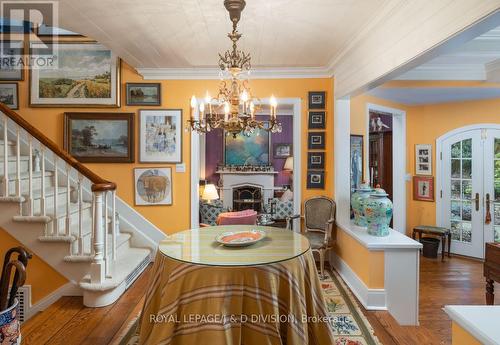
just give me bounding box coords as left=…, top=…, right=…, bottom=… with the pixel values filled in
left=283, top=156, right=293, bottom=171
left=202, top=184, right=219, bottom=203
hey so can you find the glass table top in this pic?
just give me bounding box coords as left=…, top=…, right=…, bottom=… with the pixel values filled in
left=158, top=225, right=310, bottom=266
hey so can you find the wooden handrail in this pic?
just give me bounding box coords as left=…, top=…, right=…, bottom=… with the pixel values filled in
left=0, top=103, right=116, bottom=192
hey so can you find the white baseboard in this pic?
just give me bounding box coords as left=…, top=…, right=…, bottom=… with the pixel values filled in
left=329, top=251, right=387, bottom=310
left=24, top=282, right=82, bottom=321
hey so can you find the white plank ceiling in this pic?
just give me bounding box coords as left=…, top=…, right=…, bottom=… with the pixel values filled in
left=57, top=0, right=387, bottom=69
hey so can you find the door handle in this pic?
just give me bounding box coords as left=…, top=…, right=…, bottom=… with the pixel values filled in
left=473, top=193, right=480, bottom=211
left=485, top=193, right=491, bottom=224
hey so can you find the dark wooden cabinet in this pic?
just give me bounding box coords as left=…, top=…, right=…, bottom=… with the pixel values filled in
left=484, top=242, right=500, bottom=305
left=369, top=132, right=393, bottom=199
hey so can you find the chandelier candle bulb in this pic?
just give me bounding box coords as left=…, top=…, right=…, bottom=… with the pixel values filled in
left=190, top=95, right=197, bottom=121
left=199, top=103, right=205, bottom=121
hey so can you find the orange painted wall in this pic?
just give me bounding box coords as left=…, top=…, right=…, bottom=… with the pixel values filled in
left=0, top=61, right=334, bottom=302
left=334, top=228, right=385, bottom=288
left=0, top=229, right=67, bottom=304
left=451, top=322, right=481, bottom=345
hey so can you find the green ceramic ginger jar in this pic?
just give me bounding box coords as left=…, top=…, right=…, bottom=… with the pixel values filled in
left=351, top=183, right=373, bottom=227
left=363, top=187, right=393, bottom=237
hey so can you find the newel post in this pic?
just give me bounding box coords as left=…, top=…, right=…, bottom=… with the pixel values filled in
left=90, top=190, right=105, bottom=284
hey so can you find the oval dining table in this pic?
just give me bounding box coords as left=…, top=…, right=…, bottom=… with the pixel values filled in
left=137, top=225, right=335, bottom=345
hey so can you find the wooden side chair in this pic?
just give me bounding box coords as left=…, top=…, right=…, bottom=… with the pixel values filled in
left=287, top=196, right=336, bottom=279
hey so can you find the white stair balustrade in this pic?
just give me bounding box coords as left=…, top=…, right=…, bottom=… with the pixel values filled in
left=0, top=104, right=156, bottom=309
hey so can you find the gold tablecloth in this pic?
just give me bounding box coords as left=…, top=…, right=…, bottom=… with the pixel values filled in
left=138, top=226, right=335, bottom=345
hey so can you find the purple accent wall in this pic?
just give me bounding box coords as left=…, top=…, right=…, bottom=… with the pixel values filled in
left=205, top=115, right=293, bottom=187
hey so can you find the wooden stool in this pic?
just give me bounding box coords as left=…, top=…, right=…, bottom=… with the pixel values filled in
left=412, top=225, right=451, bottom=261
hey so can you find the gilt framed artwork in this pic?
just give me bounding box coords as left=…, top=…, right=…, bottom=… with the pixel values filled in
left=225, top=124, right=270, bottom=165
left=415, top=144, right=432, bottom=175
left=0, top=83, right=19, bottom=109
left=134, top=167, right=172, bottom=206
left=0, top=41, right=24, bottom=81
left=413, top=176, right=434, bottom=201
left=308, top=132, right=325, bottom=150
left=139, top=109, right=183, bottom=163
left=308, top=111, right=326, bottom=129
left=126, top=83, right=161, bottom=106
left=64, top=112, right=134, bottom=163
left=30, top=42, right=121, bottom=107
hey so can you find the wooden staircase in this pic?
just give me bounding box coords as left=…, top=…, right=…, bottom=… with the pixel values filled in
left=0, top=103, right=154, bottom=308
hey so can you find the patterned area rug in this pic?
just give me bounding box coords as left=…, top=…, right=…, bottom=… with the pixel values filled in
left=120, top=269, right=380, bottom=345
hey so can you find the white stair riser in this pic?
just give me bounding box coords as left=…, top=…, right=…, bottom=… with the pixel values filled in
left=0, top=160, right=29, bottom=176
left=21, top=190, right=78, bottom=214
left=0, top=144, right=17, bottom=156
left=1, top=174, right=57, bottom=194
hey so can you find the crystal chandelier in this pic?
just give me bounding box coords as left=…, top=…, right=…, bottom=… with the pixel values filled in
left=188, top=0, right=282, bottom=137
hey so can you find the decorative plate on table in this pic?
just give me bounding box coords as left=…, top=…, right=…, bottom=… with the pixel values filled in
left=216, top=229, right=266, bottom=247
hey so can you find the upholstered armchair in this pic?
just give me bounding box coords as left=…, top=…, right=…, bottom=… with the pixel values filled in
left=199, top=199, right=228, bottom=226
left=286, top=196, right=336, bottom=279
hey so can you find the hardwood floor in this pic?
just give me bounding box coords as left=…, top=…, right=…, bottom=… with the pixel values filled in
left=21, top=256, right=499, bottom=345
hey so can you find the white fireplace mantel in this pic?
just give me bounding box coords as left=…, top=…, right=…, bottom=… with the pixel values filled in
left=217, top=171, right=277, bottom=209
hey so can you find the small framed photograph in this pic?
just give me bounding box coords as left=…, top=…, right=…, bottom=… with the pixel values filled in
left=0, top=83, right=19, bottom=109
left=415, top=144, right=432, bottom=175
left=273, top=143, right=292, bottom=158
left=308, top=111, right=326, bottom=129
left=413, top=176, right=434, bottom=201
left=134, top=167, right=172, bottom=206
left=308, top=152, right=325, bottom=169
left=308, top=132, right=325, bottom=150
left=0, top=41, right=24, bottom=81
left=308, top=91, right=326, bottom=109
left=64, top=112, right=134, bottom=163
left=139, top=109, right=182, bottom=163
left=307, top=171, right=325, bottom=189
left=126, top=83, right=161, bottom=106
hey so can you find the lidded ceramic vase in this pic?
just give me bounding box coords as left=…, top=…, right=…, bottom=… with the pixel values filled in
left=363, top=187, right=393, bottom=237
left=351, top=183, right=373, bottom=227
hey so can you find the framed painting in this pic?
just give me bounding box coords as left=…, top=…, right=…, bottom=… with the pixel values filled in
left=0, top=41, right=24, bottom=81
left=308, top=132, right=325, bottom=150
left=134, top=167, right=172, bottom=206
left=224, top=125, right=270, bottom=165
left=415, top=144, right=432, bottom=175
left=64, top=112, right=134, bottom=163
left=30, top=42, right=121, bottom=107
left=308, top=111, right=326, bottom=129
left=139, top=109, right=182, bottom=163
left=307, top=171, right=325, bottom=189
left=308, top=152, right=324, bottom=170
left=126, top=83, right=161, bottom=106
left=0, top=83, right=19, bottom=109
left=413, top=176, right=434, bottom=201
left=308, top=91, right=326, bottom=109
left=350, top=135, right=363, bottom=193
left=274, top=143, right=292, bottom=158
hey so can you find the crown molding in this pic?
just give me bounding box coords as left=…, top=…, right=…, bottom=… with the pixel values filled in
left=136, top=66, right=334, bottom=80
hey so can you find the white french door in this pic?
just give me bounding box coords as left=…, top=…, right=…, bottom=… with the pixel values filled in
left=440, top=127, right=500, bottom=259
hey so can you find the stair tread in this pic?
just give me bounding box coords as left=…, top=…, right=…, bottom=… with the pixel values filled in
left=79, top=247, right=151, bottom=291
left=0, top=139, right=15, bottom=145
left=63, top=233, right=132, bottom=261
left=0, top=155, right=30, bottom=162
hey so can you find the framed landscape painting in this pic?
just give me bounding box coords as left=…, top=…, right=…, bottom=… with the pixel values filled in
left=139, top=109, right=182, bottom=163
left=225, top=125, right=270, bottom=165
left=126, top=83, right=161, bottom=106
left=64, top=112, right=134, bottom=163
left=0, top=83, right=19, bottom=109
left=30, top=42, right=120, bottom=107
left=134, top=167, right=172, bottom=206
